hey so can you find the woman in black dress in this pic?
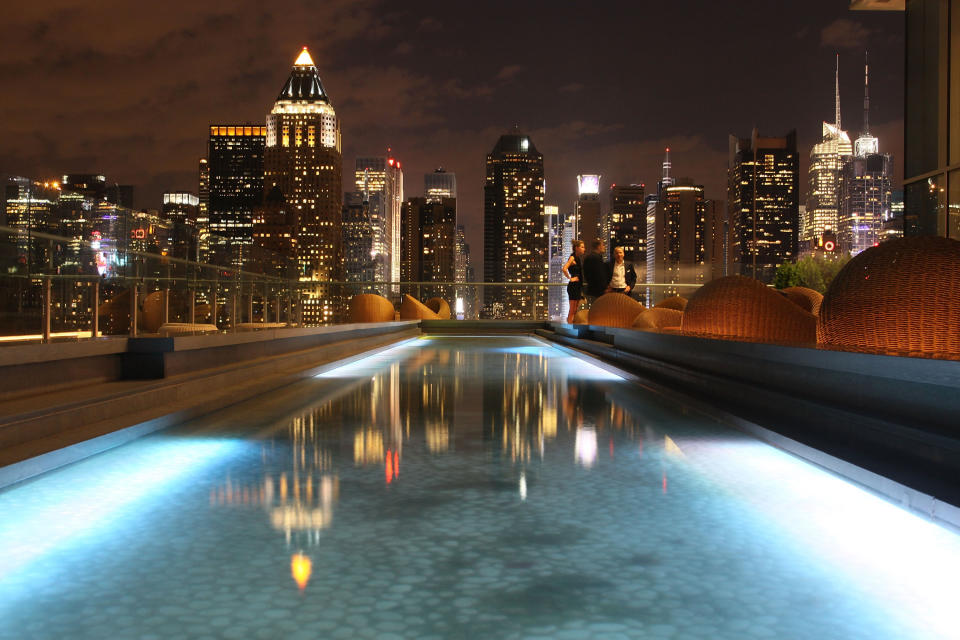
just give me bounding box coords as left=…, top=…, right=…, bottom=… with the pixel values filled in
left=562, top=239, right=586, bottom=323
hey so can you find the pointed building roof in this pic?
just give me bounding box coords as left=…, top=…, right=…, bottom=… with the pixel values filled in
left=277, top=47, right=329, bottom=102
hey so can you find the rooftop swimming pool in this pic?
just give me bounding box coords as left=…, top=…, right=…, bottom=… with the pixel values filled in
left=1, top=336, right=958, bottom=639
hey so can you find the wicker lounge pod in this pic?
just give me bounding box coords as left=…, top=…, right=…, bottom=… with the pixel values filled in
left=653, top=296, right=688, bottom=311
left=632, top=308, right=683, bottom=332
left=681, top=276, right=817, bottom=345
left=399, top=294, right=441, bottom=320
left=818, top=236, right=960, bottom=360
left=572, top=309, right=590, bottom=324
left=349, top=293, right=396, bottom=323
left=779, top=287, right=824, bottom=315
left=424, top=297, right=452, bottom=319
left=586, top=293, right=645, bottom=328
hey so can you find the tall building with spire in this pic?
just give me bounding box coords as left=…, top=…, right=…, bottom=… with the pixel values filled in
left=804, top=56, right=853, bottom=246
left=839, top=52, right=893, bottom=256
left=263, top=47, right=343, bottom=323
left=483, top=131, right=546, bottom=318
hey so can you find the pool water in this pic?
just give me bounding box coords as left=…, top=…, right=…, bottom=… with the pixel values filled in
left=1, top=336, right=958, bottom=639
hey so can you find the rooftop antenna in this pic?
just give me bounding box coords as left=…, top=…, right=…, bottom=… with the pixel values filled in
left=862, top=51, right=870, bottom=135
left=835, top=53, right=842, bottom=130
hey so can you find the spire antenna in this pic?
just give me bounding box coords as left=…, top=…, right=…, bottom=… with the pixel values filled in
left=835, top=53, right=841, bottom=130
left=863, top=51, right=870, bottom=135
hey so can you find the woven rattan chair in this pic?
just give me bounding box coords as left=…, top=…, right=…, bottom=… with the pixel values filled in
left=349, top=293, right=396, bottom=323
left=780, top=287, right=824, bottom=315
left=424, top=297, right=452, bottom=319
left=399, top=294, right=441, bottom=320
left=818, top=237, right=960, bottom=360
left=587, top=293, right=645, bottom=328
left=573, top=309, right=590, bottom=324
left=632, top=308, right=683, bottom=332
left=653, top=296, right=688, bottom=311
left=681, top=276, right=817, bottom=345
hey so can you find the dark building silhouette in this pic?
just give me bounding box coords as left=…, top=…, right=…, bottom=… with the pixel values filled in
left=728, top=129, right=800, bottom=283
left=252, top=185, right=298, bottom=279
left=483, top=132, right=546, bottom=318
left=401, top=196, right=457, bottom=296
left=207, top=125, right=265, bottom=269
left=609, top=183, right=646, bottom=270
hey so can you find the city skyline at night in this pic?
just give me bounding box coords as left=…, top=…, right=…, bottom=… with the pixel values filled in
left=0, top=1, right=905, bottom=278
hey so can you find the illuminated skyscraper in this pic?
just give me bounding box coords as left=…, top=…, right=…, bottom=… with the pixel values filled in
left=425, top=169, right=456, bottom=203
left=728, top=129, right=800, bottom=282
left=575, top=174, right=602, bottom=252
left=355, top=155, right=403, bottom=285
left=400, top=196, right=456, bottom=292
left=342, top=192, right=378, bottom=286
left=609, top=183, right=646, bottom=271
left=804, top=56, right=853, bottom=244
left=207, top=125, right=265, bottom=248
left=160, top=192, right=199, bottom=260
left=264, top=47, right=343, bottom=323
left=483, top=131, right=546, bottom=318
left=646, top=178, right=710, bottom=292
left=197, top=157, right=210, bottom=260
left=839, top=53, right=893, bottom=256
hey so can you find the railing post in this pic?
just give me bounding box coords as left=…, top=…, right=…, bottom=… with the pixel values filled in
left=189, top=290, right=196, bottom=324
left=247, top=292, right=254, bottom=324
left=231, top=291, right=238, bottom=331
left=92, top=280, right=99, bottom=339
left=42, top=277, right=52, bottom=343
left=275, top=293, right=281, bottom=324
left=287, top=294, right=293, bottom=326
left=211, top=283, right=218, bottom=329
left=129, top=282, right=139, bottom=338
left=163, top=285, right=170, bottom=325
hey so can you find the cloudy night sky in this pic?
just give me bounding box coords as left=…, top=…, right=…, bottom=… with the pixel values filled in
left=2, top=1, right=904, bottom=273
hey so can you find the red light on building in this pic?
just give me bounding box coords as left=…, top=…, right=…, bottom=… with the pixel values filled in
left=824, top=240, right=835, bottom=252
left=388, top=158, right=395, bottom=166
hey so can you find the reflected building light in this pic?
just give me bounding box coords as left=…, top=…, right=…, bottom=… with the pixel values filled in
left=354, top=429, right=385, bottom=465
left=426, top=421, right=450, bottom=453
left=664, top=435, right=685, bottom=457
left=291, top=552, right=312, bottom=591
left=575, top=426, right=598, bottom=468
left=519, top=472, right=528, bottom=501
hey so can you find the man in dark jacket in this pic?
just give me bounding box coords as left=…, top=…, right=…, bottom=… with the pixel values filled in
left=608, top=246, right=637, bottom=296
left=582, top=239, right=608, bottom=306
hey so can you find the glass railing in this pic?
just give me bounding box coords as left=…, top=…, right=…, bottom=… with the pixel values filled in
left=0, top=223, right=704, bottom=342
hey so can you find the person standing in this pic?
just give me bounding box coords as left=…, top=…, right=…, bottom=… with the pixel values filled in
left=582, top=239, right=609, bottom=307
left=608, top=246, right=637, bottom=296
left=562, top=240, right=585, bottom=323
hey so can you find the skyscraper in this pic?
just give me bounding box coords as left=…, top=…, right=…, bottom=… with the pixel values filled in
left=575, top=174, right=602, bottom=252
left=355, top=155, right=403, bottom=285
left=264, top=47, right=343, bottom=323
left=207, top=125, right=265, bottom=251
left=425, top=169, right=456, bottom=202
left=483, top=132, right=546, bottom=318
left=400, top=196, right=457, bottom=291
left=197, top=157, right=210, bottom=261
left=646, top=178, right=710, bottom=292
left=728, top=129, right=800, bottom=282
left=839, top=53, right=894, bottom=256
left=545, top=205, right=570, bottom=320
left=804, top=56, right=853, bottom=245
left=341, top=192, right=378, bottom=286
left=609, top=183, right=646, bottom=273
left=160, top=192, right=199, bottom=260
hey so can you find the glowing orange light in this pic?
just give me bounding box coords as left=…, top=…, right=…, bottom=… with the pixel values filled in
left=662, top=473, right=668, bottom=494
left=291, top=553, right=312, bottom=591
left=294, top=47, right=315, bottom=66
left=385, top=449, right=393, bottom=484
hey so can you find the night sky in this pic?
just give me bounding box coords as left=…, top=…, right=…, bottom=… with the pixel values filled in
left=3, top=1, right=904, bottom=272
